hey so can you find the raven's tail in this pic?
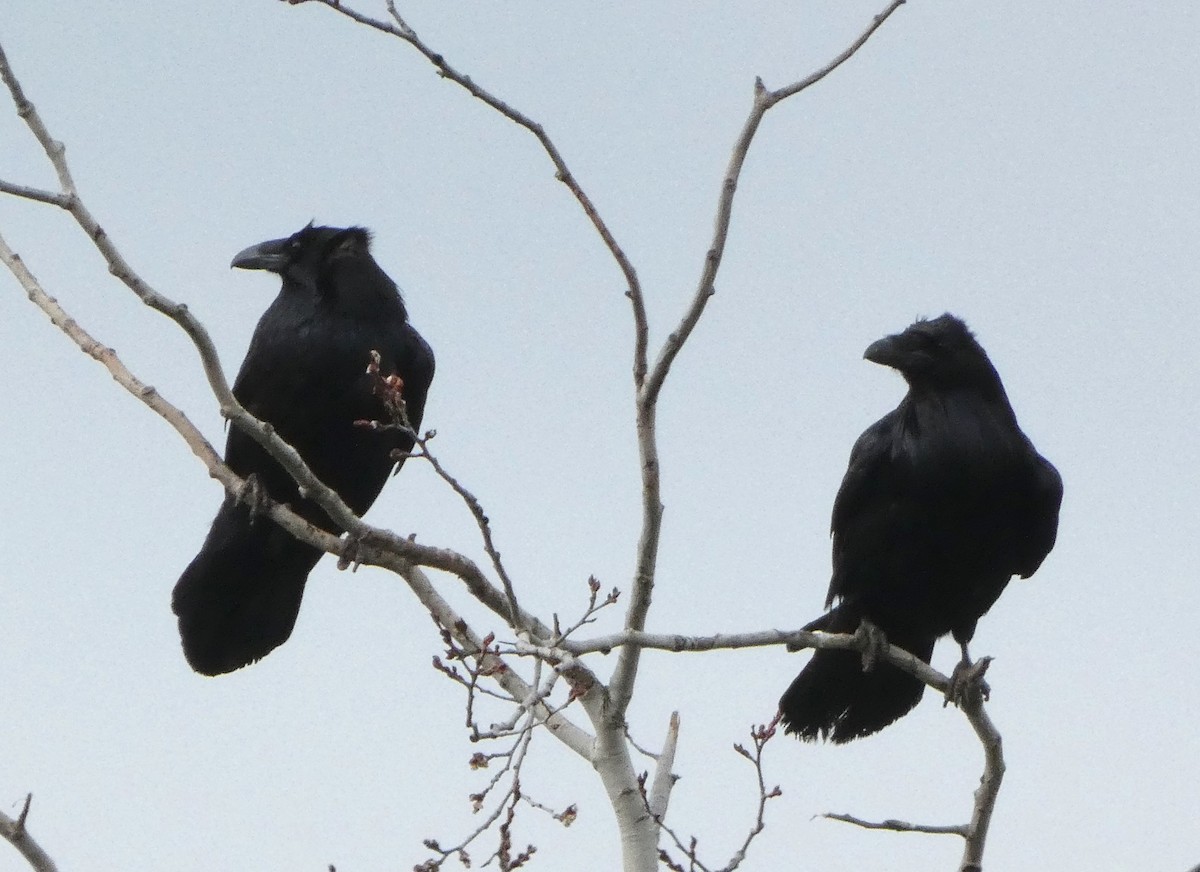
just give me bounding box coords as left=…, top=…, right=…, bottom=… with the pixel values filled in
left=779, top=608, right=936, bottom=743
left=172, top=498, right=323, bottom=676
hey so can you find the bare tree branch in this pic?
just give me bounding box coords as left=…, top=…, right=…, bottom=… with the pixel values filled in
left=823, top=813, right=967, bottom=837
left=823, top=676, right=1005, bottom=872
left=0, top=180, right=67, bottom=207
left=408, top=428, right=525, bottom=631
left=0, top=795, right=59, bottom=872
left=609, top=0, right=907, bottom=723
left=722, top=716, right=783, bottom=872
left=562, top=627, right=947, bottom=690
left=640, top=0, right=907, bottom=409
left=282, top=0, right=650, bottom=383
left=360, top=357, right=526, bottom=629
left=957, top=684, right=1005, bottom=872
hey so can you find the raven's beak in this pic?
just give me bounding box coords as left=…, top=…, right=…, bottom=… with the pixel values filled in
left=863, top=333, right=904, bottom=368
left=231, top=237, right=291, bottom=271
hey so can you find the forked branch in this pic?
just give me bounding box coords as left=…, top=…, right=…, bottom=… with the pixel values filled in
left=609, top=0, right=907, bottom=721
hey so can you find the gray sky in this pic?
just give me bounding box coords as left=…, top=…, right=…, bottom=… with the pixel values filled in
left=2, top=1, right=1198, bottom=870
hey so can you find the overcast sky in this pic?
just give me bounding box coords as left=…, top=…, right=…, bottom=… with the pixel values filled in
left=2, top=2, right=1199, bottom=871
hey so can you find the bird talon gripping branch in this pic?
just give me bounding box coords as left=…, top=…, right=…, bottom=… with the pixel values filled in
left=944, top=654, right=993, bottom=708
left=854, top=619, right=888, bottom=673
left=337, top=531, right=368, bottom=572
left=234, top=472, right=268, bottom=522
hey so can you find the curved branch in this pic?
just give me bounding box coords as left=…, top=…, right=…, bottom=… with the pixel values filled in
left=284, top=0, right=649, bottom=383
left=822, top=687, right=1004, bottom=872
left=957, top=687, right=1005, bottom=872
left=641, top=0, right=905, bottom=408
left=406, top=429, right=524, bottom=631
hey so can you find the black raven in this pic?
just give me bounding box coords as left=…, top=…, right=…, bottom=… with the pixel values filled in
left=779, top=314, right=1061, bottom=742
left=172, top=224, right=435, bottom=675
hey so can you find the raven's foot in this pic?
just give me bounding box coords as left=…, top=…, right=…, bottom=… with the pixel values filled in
left=944, top=651, right=993, bottom=708
left=234, top=473, right=268, bottom=523
left=854, top=619, right=888, bottom=672
left=337, top=530, right=368, bottom=571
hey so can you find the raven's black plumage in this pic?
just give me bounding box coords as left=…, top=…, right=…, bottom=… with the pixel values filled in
left=780, top=314, right=1061, bottom=742
left=172, top=224, right=435, bottom=675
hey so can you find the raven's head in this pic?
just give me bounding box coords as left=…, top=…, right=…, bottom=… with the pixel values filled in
left=232, top=222, right=374, bottom=281
left=232, top=222, right=404, bottom=318
left=864, top=313, right=1002, bottom=392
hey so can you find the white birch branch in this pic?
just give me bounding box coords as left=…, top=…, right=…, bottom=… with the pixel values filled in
left=647, top=712, right=680, bottom=822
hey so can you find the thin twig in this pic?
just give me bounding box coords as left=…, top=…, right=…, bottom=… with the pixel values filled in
left=361, top=355, right=526, bottom=631
left=552, top=577, right=621, bottom=644
left=823, top=813, right=967, bottom=837
left=655, top=717, right=782, bottom=872
left=419, top=713, right=537, bottom=870
left=822, top=676, right=1005, bottom=872
left=410, top=429, right=525, bottom=631
left=0, top=180, right=67, bottom=206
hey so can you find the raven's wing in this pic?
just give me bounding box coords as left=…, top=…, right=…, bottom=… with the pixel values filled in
left=825, top=410, right=904, bottom=609
left=223, top=300, right=316, bottom=489
left=1015, top=452, right=1063, bottom=578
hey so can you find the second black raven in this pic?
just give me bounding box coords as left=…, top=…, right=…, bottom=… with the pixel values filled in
left=172, top=224, right=435, bottom=675
left=780, top=314, right=1061, bottom=742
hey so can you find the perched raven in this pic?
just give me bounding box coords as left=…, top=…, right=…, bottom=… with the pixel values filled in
left=779, top=314, right=1061, bottom=742
left=172, top=224, right=435, bottom=675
